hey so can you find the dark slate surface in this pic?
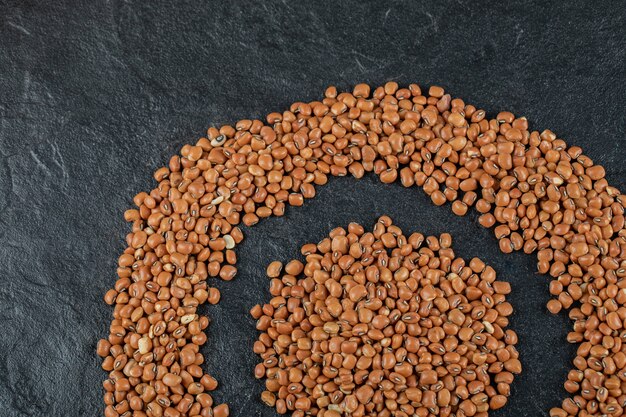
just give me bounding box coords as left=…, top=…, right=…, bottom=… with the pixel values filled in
left=0, top=1, right=625, bottom=416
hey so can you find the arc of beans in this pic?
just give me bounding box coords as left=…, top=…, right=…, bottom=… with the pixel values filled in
left=99, top=82, right=626, bottom=417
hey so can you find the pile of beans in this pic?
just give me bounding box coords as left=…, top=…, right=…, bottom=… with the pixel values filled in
left=98, top=82, right=625, bottom=417
left=251, top=217, right=520, bottom=416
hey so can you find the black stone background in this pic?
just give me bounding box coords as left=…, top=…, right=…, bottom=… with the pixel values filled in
left=0, top=1, right=624, bottom=416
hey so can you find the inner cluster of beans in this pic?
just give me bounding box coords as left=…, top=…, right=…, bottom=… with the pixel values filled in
left=99, top=82, right=625, bottom=417
left=251, top=217, right=520, bottom=417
